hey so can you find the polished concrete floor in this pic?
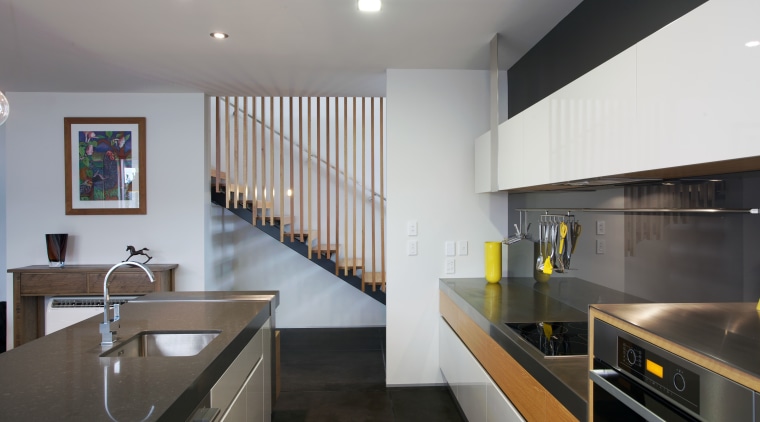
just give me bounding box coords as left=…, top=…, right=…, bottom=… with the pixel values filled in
left=272, top=327, right=464, bottom=422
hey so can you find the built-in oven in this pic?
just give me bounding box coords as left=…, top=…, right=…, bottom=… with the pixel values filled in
left=591, top=319, right=758, bottom=421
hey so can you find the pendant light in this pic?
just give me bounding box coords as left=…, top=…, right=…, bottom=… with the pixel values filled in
left=0, top=91, right=9, bottom=126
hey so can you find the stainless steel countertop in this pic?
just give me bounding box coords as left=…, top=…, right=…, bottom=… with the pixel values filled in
left=591, top=302, right=760, bottom=386
left=0, top=291, right=278, bottom=421
left=440, top=277, right=647, bottom=420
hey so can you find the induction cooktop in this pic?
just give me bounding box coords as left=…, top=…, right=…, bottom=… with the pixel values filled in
left=505, top=321, right=588, bottom=357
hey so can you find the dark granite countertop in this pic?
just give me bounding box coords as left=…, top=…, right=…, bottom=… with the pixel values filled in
left=0, top=291, right=278, bottom=421
left=440, top=277, right=647, bottom=420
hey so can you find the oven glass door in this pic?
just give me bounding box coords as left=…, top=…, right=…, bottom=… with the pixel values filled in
left=591, top=362, right=699, bottom=422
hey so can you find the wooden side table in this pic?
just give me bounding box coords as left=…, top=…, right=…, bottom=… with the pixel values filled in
left=7, top=264, right=177, bottom=347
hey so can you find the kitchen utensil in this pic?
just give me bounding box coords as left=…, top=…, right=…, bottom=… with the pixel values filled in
left=571, top=223, right=582, bottom=254
left=542, top=223, right=553, bottom=275
left=536, top=223, right=544, bottom=270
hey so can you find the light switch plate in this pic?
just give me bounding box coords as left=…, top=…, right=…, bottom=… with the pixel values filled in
left=407, top=221, right=418, bottom=236
left=457, top=241, right=468, bottom=256
left=407, top=240, right=418, bottom=256
left=596, top=220, right=606, bottom=235
left=445, top=241, right=456, bottom=256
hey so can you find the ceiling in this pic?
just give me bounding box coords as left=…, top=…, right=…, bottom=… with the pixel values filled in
left=0, top=0, right=581, bottom=97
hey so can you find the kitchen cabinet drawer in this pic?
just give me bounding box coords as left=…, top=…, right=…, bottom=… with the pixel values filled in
left=18, top=272, right=86, bottom=295
left=440, top=317, right=524, bottom=422
left=212, top=318, right=271, bottom=422
left=87, top=272, right=158, bottom=294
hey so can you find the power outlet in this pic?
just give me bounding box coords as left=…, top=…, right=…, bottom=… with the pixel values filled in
left=445, top=258, right=456, bottom=274
left=407, top=240, right=418, bottom=256
left=596, top=239, right=606, bottom=255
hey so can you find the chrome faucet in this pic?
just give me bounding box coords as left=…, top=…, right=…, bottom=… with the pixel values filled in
left=100, top=261, right=155, bottom=345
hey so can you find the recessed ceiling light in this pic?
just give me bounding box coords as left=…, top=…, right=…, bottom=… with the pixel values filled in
left=358, top=0, right=381, bottom=12
left=745, top=40, right=760, bottom=47
left=210, top=32, right=229, bottom=40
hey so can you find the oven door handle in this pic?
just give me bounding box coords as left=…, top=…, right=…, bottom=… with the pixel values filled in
left=590, top=369, right=667, bottom=422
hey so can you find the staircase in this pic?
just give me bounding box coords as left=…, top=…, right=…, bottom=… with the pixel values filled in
left=210, top=97, right=386, bottom=304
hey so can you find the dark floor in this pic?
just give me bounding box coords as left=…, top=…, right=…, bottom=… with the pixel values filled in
left=272, top=327, right=464, bottom=422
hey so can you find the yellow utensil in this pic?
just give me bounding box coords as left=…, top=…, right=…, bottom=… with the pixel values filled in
left=542, top=322, right=552, bottom=339
left=558, top=222, right=567, bottom=254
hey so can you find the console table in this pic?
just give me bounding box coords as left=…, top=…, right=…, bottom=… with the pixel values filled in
left=7, top=264, right=177, bottom=347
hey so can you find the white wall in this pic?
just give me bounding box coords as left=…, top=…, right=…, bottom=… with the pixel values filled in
left=4, top=92, right=206, bottom=349
left=207, top=204, right=385, bottom=327
left=386, top=70, right=509, bottom=386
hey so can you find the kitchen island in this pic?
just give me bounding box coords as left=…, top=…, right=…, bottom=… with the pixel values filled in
left=440, top=277, right=645, bottom=421
left=0, top=290, right=278, bottom=421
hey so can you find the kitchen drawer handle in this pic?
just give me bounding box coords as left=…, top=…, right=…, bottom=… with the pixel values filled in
left=590, top=369, right=666, bottom=422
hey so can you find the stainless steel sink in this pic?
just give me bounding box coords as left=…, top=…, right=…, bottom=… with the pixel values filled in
left=100, top=330, right=221, bottom=357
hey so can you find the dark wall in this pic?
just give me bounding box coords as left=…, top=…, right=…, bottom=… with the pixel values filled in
left=507, top=0, right=707, bottom=118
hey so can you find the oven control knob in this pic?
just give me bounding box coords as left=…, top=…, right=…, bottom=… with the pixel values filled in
left=673, top=372, right=686, bottom=392
left=626, top=348, right=637, bottom=365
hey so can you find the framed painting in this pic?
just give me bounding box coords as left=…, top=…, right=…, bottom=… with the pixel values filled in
left=64, top=117, right=147, bottom=215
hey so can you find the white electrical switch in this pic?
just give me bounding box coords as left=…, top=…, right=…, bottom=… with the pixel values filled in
left=596, top=239, right=606, bottom=255
left=407, top=221, right=418, bottom=236
left=596, top=220, right=606, bottom=235
left=457, top=241, right=468, bottom=256
left=445, top=241, right=456, bottom=256
left=407, top=240, right=418, bottom=256
left=445, top=258, right=456, bottom=274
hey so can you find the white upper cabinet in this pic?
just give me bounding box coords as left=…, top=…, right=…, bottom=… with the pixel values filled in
left=492, top=0, right=760, bottom=191
left=636, top=0, right=760, bottom=170
left=521, top=100, right=552, bottom=188
left=549, top=46, right=637, bottom=182
left=497, top=114, right=524, bottom=190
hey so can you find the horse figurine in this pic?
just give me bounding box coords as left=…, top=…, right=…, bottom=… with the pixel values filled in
left=124, top=245, right=152, bottom=264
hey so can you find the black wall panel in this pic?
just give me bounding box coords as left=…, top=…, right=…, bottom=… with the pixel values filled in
left=507, top=0, right=707, bottom=118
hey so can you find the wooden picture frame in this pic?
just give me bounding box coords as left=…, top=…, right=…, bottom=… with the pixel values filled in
left=64, top=117, right=147, bottom=215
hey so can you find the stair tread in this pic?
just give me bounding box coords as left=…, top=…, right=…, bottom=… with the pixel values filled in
left=337, top=259, right=363, bottom=268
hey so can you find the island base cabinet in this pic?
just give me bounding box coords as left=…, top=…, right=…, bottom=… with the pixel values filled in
left=439, top=318, right=525, bottom=422
left=212, top=318, right=271, bottom=422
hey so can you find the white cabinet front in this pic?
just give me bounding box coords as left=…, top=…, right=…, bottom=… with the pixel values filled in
left=637, top=0, right=760, bottom=171
left=213, top=318, right=271, bottom=422
left=439, top=317, right=524, bottom=422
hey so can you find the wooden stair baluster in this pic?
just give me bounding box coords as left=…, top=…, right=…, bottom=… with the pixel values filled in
left=326, top=98, right=331, bottom=260
left=261, top=97, right=267, bottom=224
left=352, top=97, right=357, bottom=276
left=380, top=97, right=386, bottom=292
left=215, top=97, right=221, bottom=193
left=252, top=97, right=258, bottom=224
left=280, top=97, right=285, bottom=241
left=299, top=97, right=305, bottom=241
left=361, top=97, right=366, bottom=292
left=371, top=97, right=376, bottom=291
left=269, top=97, right=275, bottom=226
left=225, top=96, right=231, bottom=206
left=289, top=97, right=295, bottom=242
left=307, top=98, right=313, bottom=259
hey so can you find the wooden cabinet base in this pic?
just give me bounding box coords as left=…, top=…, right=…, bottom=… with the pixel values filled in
left=440, top=292, right=577, bottom=422
left=8, top=264, right=177, bottom=347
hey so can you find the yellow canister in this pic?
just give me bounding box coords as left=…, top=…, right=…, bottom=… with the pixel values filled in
left=484, top=241, right=502, bottom=283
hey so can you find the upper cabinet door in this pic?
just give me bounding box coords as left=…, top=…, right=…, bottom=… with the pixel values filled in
left=549, top=46, right=637, bottom=182
left=497, top=114, right=524, bottom=190
left=637, top=0, right=760, bottom=170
